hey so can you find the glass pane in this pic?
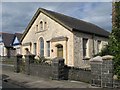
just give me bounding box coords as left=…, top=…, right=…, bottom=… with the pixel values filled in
left=47, top=41, right=50, bottom=57
left=40, top=38, right=44, bottom=56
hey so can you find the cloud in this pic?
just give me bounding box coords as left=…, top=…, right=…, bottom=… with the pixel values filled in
left=78, top=2, right=112, bottom=31
left=2, top=0, right=112, bottom=2
left=2, top=2, right=112, bottom=33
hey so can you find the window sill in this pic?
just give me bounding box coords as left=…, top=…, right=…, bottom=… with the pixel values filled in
left=35, top=30, right=47, bottom=34
left=83, top=57, right=90, bottom=60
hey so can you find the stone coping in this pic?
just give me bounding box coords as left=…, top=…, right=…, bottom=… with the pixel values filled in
left=90, top=55, right=114, bottom=62
left=102, top=55, right=114, bottom=60
left=89, top=56, right=102, bottom=62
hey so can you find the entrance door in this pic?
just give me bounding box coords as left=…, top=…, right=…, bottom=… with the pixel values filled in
left=56, top=44, right=63, bottom=58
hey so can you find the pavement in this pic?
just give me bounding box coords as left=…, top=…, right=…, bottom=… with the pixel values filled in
left=2, top=69, right=99, bottom=88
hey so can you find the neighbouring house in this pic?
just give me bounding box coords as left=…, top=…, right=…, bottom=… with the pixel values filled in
left=0, top=32, right=15, bottom=57
left=12, top=33, right=22, bottom=55
left=0, top=32, right=22, bottom=57
left=20, top=8, right=109, bottom=68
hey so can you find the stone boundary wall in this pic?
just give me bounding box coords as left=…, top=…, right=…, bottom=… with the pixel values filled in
left=2, top=64, right=14, bottom=72
left=4, top=54, right=120, bottom=88
left=29, top=63, right=52, bottom=79
left=66, top=66, right=91, bottom=83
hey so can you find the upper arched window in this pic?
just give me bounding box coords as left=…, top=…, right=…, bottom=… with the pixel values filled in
left=44, top=22, right=47, bottom=30
left=36, top=25, right=38, bottom=31
left=40, top=37, right=44, bottom=56
left=40, top=21, right=43, bottom=31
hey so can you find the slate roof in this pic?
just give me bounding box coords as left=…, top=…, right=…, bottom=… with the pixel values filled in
left=21, top=8, right=110, bottom=41
left=0, top=32, right=22, bottom=47
left=0, top=32, right=14, bottom=47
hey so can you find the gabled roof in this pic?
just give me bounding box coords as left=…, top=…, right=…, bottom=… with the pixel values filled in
left=14, top=33, right=22, bottom=41
left=0, top=32, right=14, bottom=47
left=21, top=8, right=110, bottom=42
left=12, top=33, right=22, bottom=45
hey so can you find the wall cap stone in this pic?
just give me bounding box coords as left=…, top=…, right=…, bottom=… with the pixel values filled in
left=102, top=55, right=114, bottom=60
left=89, top=56, right=103, bottom=62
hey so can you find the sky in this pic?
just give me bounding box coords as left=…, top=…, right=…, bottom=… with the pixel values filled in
left=1, top=2, right=112, bottom=33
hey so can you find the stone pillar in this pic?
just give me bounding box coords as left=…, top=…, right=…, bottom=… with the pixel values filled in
left=90, top=56, right=103, bottom=87
left=90, top=55, right=114, bottom=88
left=24, top=54, right=35, bottom=75
left=102, top=55, right=113, bottom=88
left=52, top=57, right=65, bottom=80
left=14, top=54, right=23, bottom=73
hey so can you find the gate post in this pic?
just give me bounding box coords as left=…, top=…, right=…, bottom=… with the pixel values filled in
left=90, top=55, right=114, bottom=88
left=24, top=54, right=35, bottom=75
left=101, top=55, right=113, bottom=88
left=14, top=54, right=23, bottom=73
left=52, top=57, right=65, bottom=80
left=90, top=56, right=103, bottom=87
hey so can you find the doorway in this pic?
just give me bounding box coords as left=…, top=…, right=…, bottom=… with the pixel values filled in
left=56, top=44, right=63, bottom=58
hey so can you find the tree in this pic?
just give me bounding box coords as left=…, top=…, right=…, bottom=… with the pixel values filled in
left=110, top=1, right=120, bottom=78
left=97, top=1, right=120, bottom=79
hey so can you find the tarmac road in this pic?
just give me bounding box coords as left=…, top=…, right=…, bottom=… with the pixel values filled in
left=2, top=81, right=23, bottom=88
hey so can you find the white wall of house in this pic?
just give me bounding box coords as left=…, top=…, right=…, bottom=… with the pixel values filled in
left=0, top=44, right=8, bottom=56
left=22, top=12, right=74, bottom=66
left=13, top=45, right=22, bottom=55
left=0, top=43, right=4, bottom=56
left=21, top=12, right=109, bottom=67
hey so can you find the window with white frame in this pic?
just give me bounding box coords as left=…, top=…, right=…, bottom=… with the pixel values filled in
left=47, top=41, right=50, bottom=57
left=0, top=35, right=2, bottom=42
left=83, top=38, right=88, bottom=58
left=16, top=47, right=21, bottom=54
left=33, top=43, right=37, bottom=55
left=97, top=40, right=101, bottom=53
left=40, top=37, right=44, bottom=56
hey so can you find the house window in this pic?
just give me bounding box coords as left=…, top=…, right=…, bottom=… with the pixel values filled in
left=97, top=40, right=101, bottom=53
left=47, top=41, right=50, bottom=57
left=83, top=38, right=88, bottom=58
left=44, top=22, right=47, bottom=30
left=0, top=35, right=2, bottom=42
left=16, top=47, right=20, bottom=54
left=33, top=43, right=37, bottom=55
left=36, top=25, right=38, bottom=31
left=40, top=37, right=44, bottom=56
left=40, top=21, right=43, bottom=31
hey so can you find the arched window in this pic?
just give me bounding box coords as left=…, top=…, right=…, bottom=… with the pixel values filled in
left=40, top=21, right=43, bottom=31
left=40, top=37, right=44, bottom=56
left=44, top=22, right=47, bottom=30
left=36, top=25, right=38, bottom=31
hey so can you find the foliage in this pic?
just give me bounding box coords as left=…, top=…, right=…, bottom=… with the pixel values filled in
left=34, top=56, right=52, bottom=64
left=94, top=45, right=112, bottom=57
left=97, top=2, right=120, bottom=79
left=111, top=2, right=120, bottom=79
